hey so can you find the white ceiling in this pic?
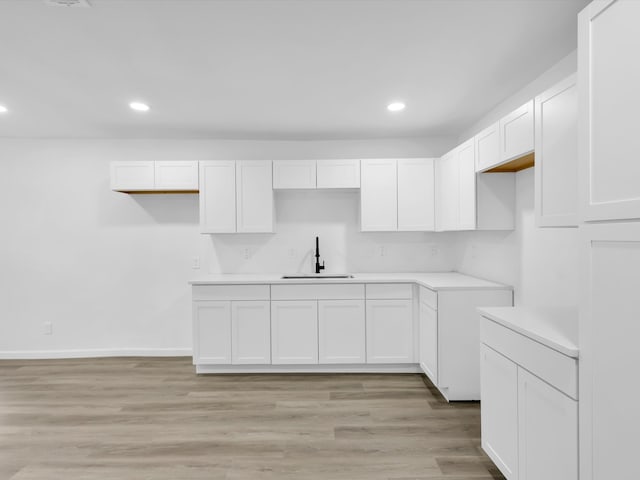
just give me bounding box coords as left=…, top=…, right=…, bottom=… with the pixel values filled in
left=0, top=0, right=589, bottom=140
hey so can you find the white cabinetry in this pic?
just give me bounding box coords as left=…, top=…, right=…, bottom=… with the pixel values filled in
left=236, top=160, right=274, bottom=233
left=273, top=160, right=317, bottom=189
left=436, top=144, right=514, bottom=231
left=318, top=300, right=365, bottom=363
left=361, top=158, right=436, bottom=232
left=200, top=160, right=273, bottom=234
left=579, top=0, right=640, bottom=222
left=535, top=74, right=578, bottom=227
left=419, top=287, right=438, bottom=384
left=271, top=300, right=318, bottom=364
left=193, top=301, right=232, bottom=365
left=316, top=159, right=360, bottom=189
left=397, top=158, right=435, bottom=231
left=500, top=100, right=534, bottom=163
left=480, top=345, right=519, bottom=479
left=360, top=159, right=398, bottom=231
left=475, top=122, right=501, bottom=172
left=111, top=161, right=198, bottom=192
left=480, top=311, right=578, bottom=480
left=231, top=301, right=270, bottom=365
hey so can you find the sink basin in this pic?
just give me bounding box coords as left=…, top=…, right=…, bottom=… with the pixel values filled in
left=281, top=274, right=354, bottom=279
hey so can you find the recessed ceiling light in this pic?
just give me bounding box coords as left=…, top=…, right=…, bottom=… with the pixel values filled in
left=129, top=102, right=150, bottom=112
left=387, top=102, right=406, bottom=112
left=0, top=105, right=8, bottom=113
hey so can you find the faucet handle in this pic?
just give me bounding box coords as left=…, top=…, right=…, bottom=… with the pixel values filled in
left=320, top=261, right=325, bottom=271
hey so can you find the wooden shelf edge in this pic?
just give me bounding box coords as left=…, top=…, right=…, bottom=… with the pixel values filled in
left=485, top=152, right=535, bottom=173
left=114, top=189, right=199, bottom=194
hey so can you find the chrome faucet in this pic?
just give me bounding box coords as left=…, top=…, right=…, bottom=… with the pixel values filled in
left=315, top=236, right=325, bottom=274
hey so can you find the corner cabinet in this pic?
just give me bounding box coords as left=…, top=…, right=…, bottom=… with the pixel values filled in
left=361, top=158, right=435, bottom=232
left=199, top=160, right=273, bottom=234
left=499, top=100, right=534, bottom=164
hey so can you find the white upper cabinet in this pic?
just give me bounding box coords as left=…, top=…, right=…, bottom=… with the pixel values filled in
left=579, top=0, right=640, bottom=222
left=397, top=158, right=435, bottom=231
left=154, top=161, right=199, bottom=191
left=436, top=151, right=459, bottom=231
left=200, top=161, right=237, bottom=233
left=236, top=160, right=274, bottom=233
left=200, top=160, right=273, bottom=234
left=500, top=100, right=534, bottom=163
left=110, top=161, right=154, bottom=191
left=273, top=160, right=317, bottom=189
left=360, top=159, right=398, bottom=231
left=458, top=140, right=477, bottom=230
left=535, top=74, right=578, bottom=227
left=475, top=122, right=501, bottom=173
left=316, top=159, right=360, bottom=189
left=111, top=161, right=199, bottom=192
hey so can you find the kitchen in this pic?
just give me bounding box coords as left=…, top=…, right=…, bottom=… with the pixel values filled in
left=0, top=0, right=637, bottom=479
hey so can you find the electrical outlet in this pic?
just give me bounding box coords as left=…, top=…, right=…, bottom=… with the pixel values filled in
left=243, top=248, right=251, bottom=260
left=287, top=248, right=296, bottom=257
left=379, top=246, right=385, bottom=257
left=431, top=246, right=439, bottom=257
left=43, top=322, right=53, bottom=335
left=191, top=257, right=200, bottom=269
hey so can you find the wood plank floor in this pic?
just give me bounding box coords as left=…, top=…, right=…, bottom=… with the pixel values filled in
left=0, top=357, right=504, bottom=480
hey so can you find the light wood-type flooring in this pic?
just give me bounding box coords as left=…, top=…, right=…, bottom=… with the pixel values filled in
left=0, top=357, right=504, bottom=480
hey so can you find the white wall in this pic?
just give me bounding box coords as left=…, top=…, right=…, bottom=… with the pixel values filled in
left=454, top=50, right=580, bottom=307
left=0, top=136, right=457, bottom=358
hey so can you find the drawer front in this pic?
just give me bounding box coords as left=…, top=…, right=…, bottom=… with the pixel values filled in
left=192, top=285, right=270, bottom=301
left=271, top=283, right=364, bottom=300
left=480, top=317, right=578, bottom=399
left=419, top=286, right=437, bottom=310
left=366, top=283, right=413, bottom=300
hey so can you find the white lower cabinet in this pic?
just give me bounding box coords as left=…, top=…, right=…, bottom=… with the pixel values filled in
left=366, top=299, right=413, bottom=363
left=318, top=300, right=365, bottom=364
left=231, top=301, right=271, bottom=365
left=419, top=298, right=438, bottom=385
left=480, top=345, right=519, bottom=479
left=271, top=300, right=318, bottom=364
left=193, top=301, right=232, bottom=365
left=518, top=368, right=578, bottom=480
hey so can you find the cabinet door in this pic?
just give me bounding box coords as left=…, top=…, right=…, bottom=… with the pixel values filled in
left=475, top=122, right=500, bottom=172
left=316, top=159, right=360, bottom=188
left=192, top=301, right=231, bottom=364
left=419, top=300, right=438, bottom=385
left=579, top=0, right=640, bottom=222
left=480, top=345, right=518, bottom=479
left=535, top=75, right=578, bottom=227
left=318, top=300, right=365, bottom=364
left=360, top=159, right=398, bottom=231
left=518, top=368, right=578, bottom=480
left=273, top=160, right=316, bottom=189
left=366, top=299, right=413, bottom=363
left=457, top=140, right=477, bottom=230
left=397, top=158, right=435, bottom=231
left=110, top=161, right=154, bottom=191
left=231, top=301, right=271, bottom=365
left=435, top=152, right=459, bottom=231
left=500, top=100, right=534, bottom=163
left=271, top=300, right=318, bottom=364
left=580, top=222, right=640, bottom=480
left=154, top=161, right=199, bottom=191
left=236, top=160, right=274, bottom=233
left=199, top=161, right=236, bottom=233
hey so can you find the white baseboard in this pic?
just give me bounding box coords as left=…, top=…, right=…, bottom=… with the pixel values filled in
left=0, top=347, right=192, bottom=360
left=195, top=364, right=422, bottom=374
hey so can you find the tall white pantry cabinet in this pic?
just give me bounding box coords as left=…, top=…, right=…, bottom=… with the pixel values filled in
left=578, top=1, right=640, bottom=479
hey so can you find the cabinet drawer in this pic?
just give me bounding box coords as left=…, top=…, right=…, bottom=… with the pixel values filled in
left=271, top=283, right=364, bottom=300
left=480, top=317, right=577, bottom=399
left=366, top=283, right=413, bottom=300
left=419, top=286, right=437, bottom=310
left=192, top=284, right=270, bottom=301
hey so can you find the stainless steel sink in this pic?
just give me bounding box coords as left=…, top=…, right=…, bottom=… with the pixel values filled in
left=281, top=274, right=354, bottom=279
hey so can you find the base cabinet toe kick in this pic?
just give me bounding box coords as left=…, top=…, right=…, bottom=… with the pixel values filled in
left=191, top=279, right=512, bottom=401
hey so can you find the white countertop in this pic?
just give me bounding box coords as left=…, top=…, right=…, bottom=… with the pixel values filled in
left=478, top=306, right=579, bottom=358
left=189, top=271, right=512, bottom=291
